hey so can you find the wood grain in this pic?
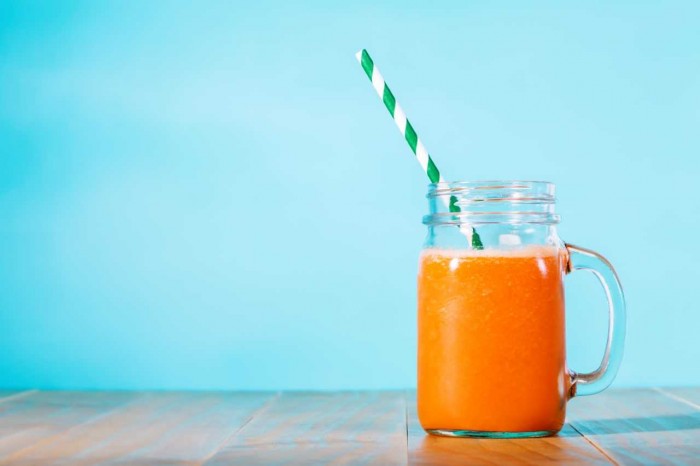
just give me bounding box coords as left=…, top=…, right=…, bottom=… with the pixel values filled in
left=205, top=391, right=407, bottom=466
left=108, top=392, right=275, bottom=466
left=406, top=392, right=613, bottom=465
left=0, top=392, right=35, bottom=406
left=0, top=389, right=698, bottom=465
left=659, top=387, right=700, bottom=409
left=1, top=391, right=273, bottom=466
left=0, top=391, right=136, bottom=462
left=568, top=388, right=700, bottom=464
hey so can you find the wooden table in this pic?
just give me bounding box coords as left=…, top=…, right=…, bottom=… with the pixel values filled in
left=0, top=388, right=698, bottom=465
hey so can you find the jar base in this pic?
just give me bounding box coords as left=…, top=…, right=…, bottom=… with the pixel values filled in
left=426, top=428, right=557, bottom=439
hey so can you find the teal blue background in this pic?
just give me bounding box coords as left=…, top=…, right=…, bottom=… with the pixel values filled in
left=1, top=1, right=698, bottom=390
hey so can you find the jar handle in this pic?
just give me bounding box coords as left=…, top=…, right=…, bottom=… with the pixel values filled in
left=565, top=243, right=627, bottom=397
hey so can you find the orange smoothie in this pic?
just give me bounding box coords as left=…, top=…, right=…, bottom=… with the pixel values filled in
left=417, top=246, right=570, bottom=434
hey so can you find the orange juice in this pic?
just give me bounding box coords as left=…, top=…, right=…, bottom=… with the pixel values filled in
left=417, top=245, right=570, bottom=435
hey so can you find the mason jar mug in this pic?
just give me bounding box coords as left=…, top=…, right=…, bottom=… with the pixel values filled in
left=417, top=181, right=626, bottom=438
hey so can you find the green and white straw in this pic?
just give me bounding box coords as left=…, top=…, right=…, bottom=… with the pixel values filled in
left=355, top=49, right=483, bottom=249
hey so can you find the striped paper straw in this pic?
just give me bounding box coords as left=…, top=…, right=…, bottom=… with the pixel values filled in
left=355, top=49, right=483, bottom=249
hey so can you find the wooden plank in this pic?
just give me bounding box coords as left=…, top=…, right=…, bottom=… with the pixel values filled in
left=3, top=391, right=273, bottom=466
left=1, top=389, right=696, bottom=465
left=205, top=391, right=408, bottom=466
left=0, top=391, right=137, bottom=462
left=568, top=388, right=700, bottom=464
left=659, top=387, right=700, bottom=409
left=406, top=392, right=612, bottom=465
left=0, top=391, right=36, bottom=405
left=107, top=392, right=274, bottom=466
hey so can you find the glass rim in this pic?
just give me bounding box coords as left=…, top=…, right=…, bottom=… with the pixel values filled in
left=424, top=180, right=560, bottom=225
left=427, top=180, right=555, bottom=198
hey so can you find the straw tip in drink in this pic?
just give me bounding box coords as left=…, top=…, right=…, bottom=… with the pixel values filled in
left=354, top=49, right=364, bottom=62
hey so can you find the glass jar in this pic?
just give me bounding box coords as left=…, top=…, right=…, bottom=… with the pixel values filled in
left=417, top=181, right=626, bottom=438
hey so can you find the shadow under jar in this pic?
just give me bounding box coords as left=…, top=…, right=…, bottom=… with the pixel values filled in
left=417, top=181, right=626, bottom=438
